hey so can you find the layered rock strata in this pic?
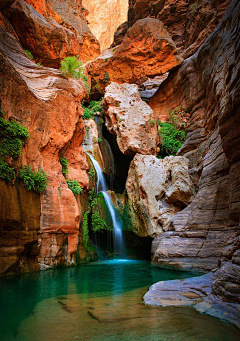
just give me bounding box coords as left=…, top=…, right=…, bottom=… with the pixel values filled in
left=103, top=82, right=159, bottom=156
left=4, top=0, right=100, bottom=67
left=128, top=0, right=230, bottom=58
left=82, top=0, right=128, bottom=50
left=143, top=0, right=240, bottom=328
left=0, top=22, right=88, bottom=276
left=126, top=155, right=195, bottom=237
left=86, top=18, right=182, bottom=92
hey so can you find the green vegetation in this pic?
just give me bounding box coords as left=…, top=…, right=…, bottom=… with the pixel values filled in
left=0, top=158, right=15, bottom=183
left=60, top=56, right=90, bottom=93
left=150, top=119, right=156, bottom=125
left=82, top=100, right=103, bottom=119
left=82, top=211, right=90, bottom=248
left=92, top=211, right=110, bottom=232
left=190, top=2, right=198, bottom=15
left=18, top=165, right=48, bottom=193
left=105, top=58, right=109, bottom=62
left=98, top=138, right=102, bottom=143
left=59, top=157, right=69, bottom=174
left=67, top=179, right=83, bottom=195
left=95, top=83, right=101, bottom=90
left=118, top=118, right=122, bottom=123
left=0, top=116, right=30, bottom=183
left=158, top=109, right=187, bottom=156
left=104, top=72, right=110, bottom=84
left=88, top=167, right=95, bottom=179
left=24, top=49, right=34, bottom=60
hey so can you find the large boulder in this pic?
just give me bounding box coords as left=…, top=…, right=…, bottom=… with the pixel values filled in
left=86, top=18, right=183, bottom=91
left=3, top=0, right=100, bottom=67
left=0, top=23, right=88, bottom=276
left=128, top=0, right=230, bottom=58
left=126, top=154, right=195, bottom=237
left=103, top=82, right=160, bottom=156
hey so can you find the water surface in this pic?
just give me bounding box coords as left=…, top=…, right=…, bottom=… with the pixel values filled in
left=0, top=260, right=239, bottom=340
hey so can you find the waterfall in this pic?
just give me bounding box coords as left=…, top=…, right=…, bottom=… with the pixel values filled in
left=87, top=152, right=125, bottom=257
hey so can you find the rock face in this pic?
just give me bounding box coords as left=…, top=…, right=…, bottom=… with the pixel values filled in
left=126, top=154, right=195, bottom=237
left=0, top=22, right=88, bottom=276
left=144, top=271, right=240, bottom=329
left=4, top=0, right=100, bottom=67
left=142, top=0, right=240, bottom=328
left=86, top=18, right=183, bottom=90
left=82, top=0, right=128, bottom=50
left=103, top=82, right=159, bottom=156
left=128, top=0, right=230, bottom=58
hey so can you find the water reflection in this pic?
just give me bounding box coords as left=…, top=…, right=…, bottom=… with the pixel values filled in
left=0, top=261, right=239, bottom=341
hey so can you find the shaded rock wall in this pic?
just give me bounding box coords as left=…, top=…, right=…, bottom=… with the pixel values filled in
left=149, top=0, right=239, bottom=273
left=128, top=0, right=230, bottom=58
left=3, top=0, right=100, bottom=67
left=82, top=0, right=128, bottom=50
left=0, top=20, right=89, bottom=276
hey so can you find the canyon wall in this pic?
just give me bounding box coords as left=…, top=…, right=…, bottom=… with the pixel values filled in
left=82, top=0, right=128, bottom=50
left=0, top=1, right=93, bottom=276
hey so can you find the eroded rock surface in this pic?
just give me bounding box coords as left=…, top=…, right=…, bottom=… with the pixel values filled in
left=128, top=0, right=230, bottom=58
left=144, top=271, right=240, bottom=329
left=0, top=23, right=88, bottom=275
left=103, top=82, right=159, bottom=156
left=142, top=0, right=240, bottom=328
left=82, top=0, right=128, bottom=50
left=86, top=18, right=182, bottom=91
left=4, top=0, right=100, bottom=67
left=126, top=154, right=195, bottom=237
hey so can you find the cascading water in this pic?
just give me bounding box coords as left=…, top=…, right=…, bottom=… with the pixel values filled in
left=87, top=152, right=125, bottom=256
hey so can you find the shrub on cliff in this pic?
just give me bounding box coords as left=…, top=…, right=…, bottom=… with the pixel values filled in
left=158, top=109, right=186, bottom=156
left=66, top=179, right=83, bottom=195
left=82, top=100, right=103, bottom=119
left=59, top=157, right=69, bottom=174
left=0, top=116, right=30, bottom=183
left=18, top=165, right=48, bottom=193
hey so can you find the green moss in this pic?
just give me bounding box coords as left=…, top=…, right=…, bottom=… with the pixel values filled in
left=18, top=165, right=47, bottom=193
left=67, top=179, right=83, bottom=195
left=92, top=211, right=111, bottom=232
left=88, top=167, right=95, bottom=179
left=59, top=157, right=69, bottom=174
left=150, top=119, right=156, bottom=125
left=82, top=211, right=90, bottom=248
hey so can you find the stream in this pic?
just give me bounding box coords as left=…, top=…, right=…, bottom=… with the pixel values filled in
left=0, top=260, right=239, bottom=341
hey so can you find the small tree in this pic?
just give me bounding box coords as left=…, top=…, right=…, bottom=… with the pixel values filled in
left=60, top=56, right=82, bottom=78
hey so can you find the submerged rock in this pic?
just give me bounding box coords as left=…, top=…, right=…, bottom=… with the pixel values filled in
left=103, top=82, right=160, bottom=156
left=126, top=154, right=195, bottom=237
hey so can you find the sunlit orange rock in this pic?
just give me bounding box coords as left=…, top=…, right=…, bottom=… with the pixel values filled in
left=0, top=23, right=88, bottom=275
left=4, top=0, right=100, bottom=67
left=82, top=0, right=128, bottom=50
left=86, top=18, right=183, bottom=93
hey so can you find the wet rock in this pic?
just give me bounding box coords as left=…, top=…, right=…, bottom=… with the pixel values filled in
left=103, top=82, right=159, bottom=156
left=144, top=271, right=240, bottom=329
left=126, top=154, right=195, bottom=237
